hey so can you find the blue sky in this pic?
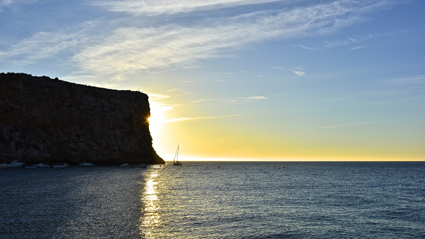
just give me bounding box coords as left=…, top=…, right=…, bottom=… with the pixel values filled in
left=1, top=0, right=424, bottom=161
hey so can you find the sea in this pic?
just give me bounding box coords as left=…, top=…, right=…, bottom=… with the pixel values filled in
left=0, top=162, right=424, bottom=238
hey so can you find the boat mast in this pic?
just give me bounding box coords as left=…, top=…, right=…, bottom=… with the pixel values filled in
left=174, top=145, right=179, bottom=162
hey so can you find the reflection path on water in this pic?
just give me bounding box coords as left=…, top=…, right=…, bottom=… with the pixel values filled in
left=140, top=166, right=161, bottom=238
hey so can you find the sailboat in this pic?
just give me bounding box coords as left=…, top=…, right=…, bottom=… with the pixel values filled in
left=173, top=145, right=182, bottom=166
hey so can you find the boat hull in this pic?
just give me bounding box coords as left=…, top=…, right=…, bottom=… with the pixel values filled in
left=53, top=163, right=69, bottom=168
left=79, top=162, right=95, bottom=167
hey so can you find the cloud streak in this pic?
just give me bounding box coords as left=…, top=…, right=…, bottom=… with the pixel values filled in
left=0, top=0, right=393, bottom=80
left=191, top=96, right=267, bottom=103
left=91, top=0, right=279, bottom=16
left=164, top=114, right=240, bottom=123
left=271, top=66, right=305, bottom=76
left=148, top=93, right=170, bottom=99
left=290, top=70, right=305, bottom=76
left=0, top=0, right=37, bottom=7
left=300, top=30, right=408, bottom=51
left=71, top=0, right=391, bottom=78
left=308, top=122, right=378, bottom=130
left=0, top=23, right=96, bottom=64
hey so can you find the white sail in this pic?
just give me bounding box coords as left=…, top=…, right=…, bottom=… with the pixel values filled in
left=173, top=145, right=182, bottom=166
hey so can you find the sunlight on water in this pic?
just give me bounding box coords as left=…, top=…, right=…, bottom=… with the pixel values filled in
left=140, top=171, right=161, bottom=238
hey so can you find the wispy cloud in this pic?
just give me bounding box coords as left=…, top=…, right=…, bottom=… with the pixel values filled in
left=271, top=66, right=305, bottom=76
left=149, top=100, right=174, bottom=121
left=290, top=70, right=305, bottom=76
left=0, top=0, right=393, bottom=79
left=300, top=30, right=409, bottom=51
left=243, top=96, right=267, bottom=100
left=0, top=0, right=37, bottom=7
left=148, top=93, right=170, bottom=99
left=385, top=75, right=425, bottom=87
left=350, top=45, right=364, bottom=50
left=164, top=114, right=240, bottom=123
left=299, top=45, right=319, bottom=51
left=191, top=95, right=267, bottom=103
left=324, top=39, right=351, bottom=48
left=91, top=0, right=279, bottom=16
left=0, top=22, right=96, bottom=64
left=308, top=122, right=378, bottom=130
left=75, top=0, right=393, bottom=78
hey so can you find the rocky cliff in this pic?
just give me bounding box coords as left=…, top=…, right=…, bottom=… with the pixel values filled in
left=0, top=73, right=164, bottom=164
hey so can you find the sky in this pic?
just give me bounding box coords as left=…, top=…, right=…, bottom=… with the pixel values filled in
left=1, top=0, right=424, bottom=161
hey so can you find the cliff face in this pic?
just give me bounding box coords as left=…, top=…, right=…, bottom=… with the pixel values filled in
left=0, top=73, right=164, bottom=164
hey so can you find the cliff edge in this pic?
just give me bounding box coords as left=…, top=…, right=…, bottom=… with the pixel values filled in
left=0, top=73, right=164, bottom=164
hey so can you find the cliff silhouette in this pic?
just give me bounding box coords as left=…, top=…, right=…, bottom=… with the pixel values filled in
left=0, top=73, right=164, bottom=165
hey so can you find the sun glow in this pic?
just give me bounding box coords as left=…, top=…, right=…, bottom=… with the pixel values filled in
left=148, top=102, right=164, bottom=135
left=148, top=100, right=173, bottom=146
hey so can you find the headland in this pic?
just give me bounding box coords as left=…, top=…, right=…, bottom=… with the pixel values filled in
left=0, top=73, right=164, bottom=165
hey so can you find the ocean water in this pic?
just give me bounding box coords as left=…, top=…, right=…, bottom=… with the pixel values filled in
left=0, top=162, right=424, bottom=238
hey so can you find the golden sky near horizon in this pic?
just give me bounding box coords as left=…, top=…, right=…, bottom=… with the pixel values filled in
left=148, top=98, right=424, bottom=162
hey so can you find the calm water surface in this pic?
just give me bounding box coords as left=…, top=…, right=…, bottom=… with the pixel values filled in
left=1, top=162, right=424, bottom=238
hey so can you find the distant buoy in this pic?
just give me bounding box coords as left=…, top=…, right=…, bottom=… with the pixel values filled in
left=278, top=167, right=280, bottom=169
left=218, top=165, right=220, bottom=168
left=274, top=165, right=276, bottom=167
left=283, top=166, right=285, bottom=168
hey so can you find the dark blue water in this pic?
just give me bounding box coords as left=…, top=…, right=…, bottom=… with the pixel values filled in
left=1, top=162, right=424, bottom=238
